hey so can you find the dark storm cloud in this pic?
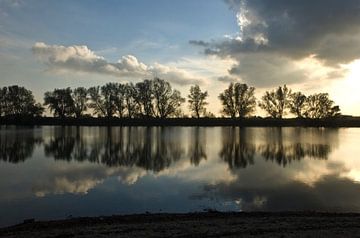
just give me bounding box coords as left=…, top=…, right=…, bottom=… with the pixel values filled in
left=220, top=0, right=360, bottom=64
left=192, top=0, right=360, bottom=87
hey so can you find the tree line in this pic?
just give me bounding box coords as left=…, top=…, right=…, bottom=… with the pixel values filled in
left=0, top=78, right=341, bottom=119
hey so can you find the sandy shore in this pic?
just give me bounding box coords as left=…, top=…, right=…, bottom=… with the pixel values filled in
left=1, top=212, right=360, bottom=237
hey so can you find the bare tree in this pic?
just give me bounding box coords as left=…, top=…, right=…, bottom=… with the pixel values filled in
left=188, top=85, right=208, bottom=118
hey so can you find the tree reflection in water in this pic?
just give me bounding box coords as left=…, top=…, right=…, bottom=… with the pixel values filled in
left=43, top=126, right=185, bottom=173
left=0, top=126, right=340, bottom=170
left=0, top=127, right=42, bottom=163
left=258, top=128, right=337, bottom=167
left=188, top=127, right=207, bottom=166
left=219, top=127, right=256, bottom=169
left=220, top=127, right=339, bottom=168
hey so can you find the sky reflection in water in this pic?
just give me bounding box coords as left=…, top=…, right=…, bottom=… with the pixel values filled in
left=0, top=126, right=360, bottom=227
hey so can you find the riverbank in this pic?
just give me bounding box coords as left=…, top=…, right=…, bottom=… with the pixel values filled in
left=1, top=116, right=360, bottom=127
left=1, top=212, right=360, bottom=237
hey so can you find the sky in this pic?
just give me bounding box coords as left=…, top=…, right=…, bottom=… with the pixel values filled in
left=1, top=0, right=360, bottom=116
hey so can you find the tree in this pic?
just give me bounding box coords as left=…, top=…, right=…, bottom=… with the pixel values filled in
left=305, top=93, right=340, bottom=118
left=113, top=83, right=126, bottom=118
left=88, top=86, right=106, bottom=117
left=219, top=83, right=236, bottom=118
left=259, top=85, right=291, bottom=118
left=124, top=83, right=139, bottom=118
left=289, top=92, right=307, bottom=118
left=135, top=79, right=155, bottom=118
left=0, top=87, right=8, bottom=117
left=219, top=83, right=256, bottom=118
left=188, top=85, right=208, bottom=118
left=44, top=88, right=74, bottom=118
left=88, top=83, right=129, bottom=118
left=72, top=87, right=88, bottom=118
left=234, top=83, right=256, bottom=118
left=100, top=83, right=117, bottom=118
left=152, top=78, right=185, bottom=118
left=0, top=85, right=44, bottom=117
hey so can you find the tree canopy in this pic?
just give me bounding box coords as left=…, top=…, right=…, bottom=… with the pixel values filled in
left=1, top=80, right=342, bottom=120
left=219, top=83, right=256, bottom=118
left=259, top=85, right=291, bottom=119
left=188, top=85, right=208, bottom=118
left=0, top=85, right=44, bottom=117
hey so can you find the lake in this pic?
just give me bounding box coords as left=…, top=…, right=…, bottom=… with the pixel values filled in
left=0, top=126, right=360, bottom=227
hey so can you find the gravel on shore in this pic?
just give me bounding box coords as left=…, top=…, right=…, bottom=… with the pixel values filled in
left=1, top=212, right=360, bottom=237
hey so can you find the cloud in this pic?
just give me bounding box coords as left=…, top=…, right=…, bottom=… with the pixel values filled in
left=191, top=0, right=360, bottom=87
left=32, top=42, right=204, bottom=86
left=32, top=165, right=149, bottom=197
left=193, top=172, right=360, bottom=212
left=217, top=75, right=241, bottom=83
left=221, top=0, right=360, bottom=64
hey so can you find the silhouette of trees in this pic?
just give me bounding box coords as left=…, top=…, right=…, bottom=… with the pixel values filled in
left=289, top=92, right=307, bottom=118
left=304, top=93, right=340, bottom=118
left=72, top=87, right=88, bottom=118
left=152, top=78, right=185, bottom=118
left=124, top=83, right=139, bottom=118
left=0, top=87, right=7, bottom=117
left=113, top=83, right=126, bottom=118
left=44, top=88, right=74, bottom=118
left=90, top=82, right=128, bottom=118
left=0, top=85, right=44, bottom=117
left=86, top=79, right=185, bottom=119
left=0, top=80, right=344, bottom=120
left=219, top=83, right=256, bottom=118
left=135, top=79, right=155, bottom=118
left=88, top=86, right=105, bottom=117
left=188, top=85, right=208, bottom=118
left=259, top=85, right=291, bottom=118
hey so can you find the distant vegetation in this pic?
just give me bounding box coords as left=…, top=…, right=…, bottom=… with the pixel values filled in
left=0, top=78, right=341, bottom=119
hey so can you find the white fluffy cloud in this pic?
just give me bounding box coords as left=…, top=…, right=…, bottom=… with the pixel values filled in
left=32, top=42, right=204, bottom=85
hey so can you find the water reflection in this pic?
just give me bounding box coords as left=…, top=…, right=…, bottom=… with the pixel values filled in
left=0, top=127, right=340, bottom=170
left=188, top=127, right=207, bottom=166
left=220, top=127, right=338, bottom=168
left=219, top=127, right=255, bottom=169
left=43, top=127, right=185, bottom=172
left=193, top=168, right=360, bottom=212
left=1, top=126, right=359, bottom=227
left=258, top=128, right=336, bottom=167
left=0, top=128, right=42, bottom=163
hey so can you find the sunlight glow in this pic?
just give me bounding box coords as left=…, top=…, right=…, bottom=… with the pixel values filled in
left=334, top=60, right=360, bottom=116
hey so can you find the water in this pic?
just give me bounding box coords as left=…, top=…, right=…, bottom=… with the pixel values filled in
left=0, top=126, right=359, bottom=227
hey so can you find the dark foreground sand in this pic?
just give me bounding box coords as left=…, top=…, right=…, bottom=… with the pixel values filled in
left=1, top=212, right=360, bottom=237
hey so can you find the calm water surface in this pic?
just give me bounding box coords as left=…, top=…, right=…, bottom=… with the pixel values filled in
left=0, top=126, right=360, bottom=227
